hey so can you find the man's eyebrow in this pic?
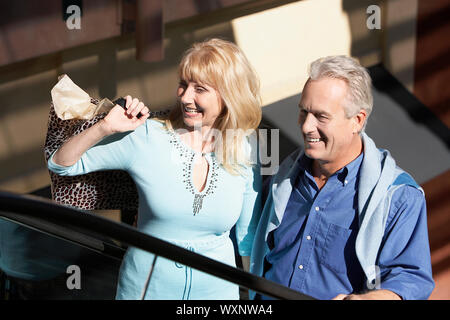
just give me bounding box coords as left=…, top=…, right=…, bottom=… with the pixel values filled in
left=298, top=105, right=332, bottom=117
left=316, top=110, right=332, bottom=117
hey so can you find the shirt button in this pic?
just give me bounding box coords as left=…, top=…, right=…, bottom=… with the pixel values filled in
left=306, top=235, right=311, bottom=240
left=315, top=206, right=320, bottom=212
left=344, top=180, right=348, bottom=184
left=298, top=265, right=304, bottom=270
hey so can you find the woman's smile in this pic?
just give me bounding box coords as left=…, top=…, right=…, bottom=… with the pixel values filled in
left=178, top=80, right=223, bottom=129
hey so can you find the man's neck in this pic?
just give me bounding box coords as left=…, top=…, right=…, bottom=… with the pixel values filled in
left=312, top=135, right=363, bottom=189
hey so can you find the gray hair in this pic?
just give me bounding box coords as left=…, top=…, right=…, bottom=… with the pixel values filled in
left=308, top=55, right=373, bottom=131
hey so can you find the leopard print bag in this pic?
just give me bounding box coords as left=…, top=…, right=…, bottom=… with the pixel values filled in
left=44, top=98, right=168, bottom=212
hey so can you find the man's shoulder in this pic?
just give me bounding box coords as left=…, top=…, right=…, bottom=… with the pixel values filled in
left=385, top=165, right=425, bottom=212
left=384, top=184, right=426, bottom=230
left=382, top=165, right=425, bottom=228
left=280, top=148, right=303, bottom=167
left=392, top=184, right=424, bottom=200
left=391, top=168, right=422, bottom=190
left=273, top=148, right=303, bottom=179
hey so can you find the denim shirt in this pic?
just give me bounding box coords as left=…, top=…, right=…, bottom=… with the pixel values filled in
left=261, top=152, right=433, bottom=300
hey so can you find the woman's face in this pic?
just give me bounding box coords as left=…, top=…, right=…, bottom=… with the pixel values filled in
left=177, top=79, right=224, bottom=130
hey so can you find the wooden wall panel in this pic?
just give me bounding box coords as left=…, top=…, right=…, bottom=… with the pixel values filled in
left=414, top=0, right=450, bottom=128
left=0, top=0, right=121, bottom=66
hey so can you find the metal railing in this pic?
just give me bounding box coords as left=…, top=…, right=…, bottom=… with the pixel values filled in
left=0, top=190, right=314, bottom=300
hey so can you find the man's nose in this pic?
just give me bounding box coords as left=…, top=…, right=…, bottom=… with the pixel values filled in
left=301, top=113, right=316, bottom=134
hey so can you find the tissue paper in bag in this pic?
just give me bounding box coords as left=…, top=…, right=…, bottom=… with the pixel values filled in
left=51, top=74, right=102, bottom=120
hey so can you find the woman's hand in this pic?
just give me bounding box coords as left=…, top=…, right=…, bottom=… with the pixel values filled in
left=52, top=96, right=150, bottom=167
left=101, top=95, right=150, bottom=134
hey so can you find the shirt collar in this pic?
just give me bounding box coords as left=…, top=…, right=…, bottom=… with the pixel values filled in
left=297, top=152, right=313, bottom=172
left=341, top=152, right=364, bottom=185
left=297, top=152, right=364, bottom=186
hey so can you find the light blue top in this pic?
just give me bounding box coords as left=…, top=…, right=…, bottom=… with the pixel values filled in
left=48, top=119, right=262, bottom=299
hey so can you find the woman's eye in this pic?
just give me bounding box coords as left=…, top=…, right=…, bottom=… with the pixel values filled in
left=195, top=86, right=206, bottom=93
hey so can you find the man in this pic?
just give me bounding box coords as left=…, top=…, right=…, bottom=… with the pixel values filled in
left=251, top=55, right=434, bottom=300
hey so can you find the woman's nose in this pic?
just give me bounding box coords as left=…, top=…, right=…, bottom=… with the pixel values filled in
left=180, top=85, right=195, bottom=104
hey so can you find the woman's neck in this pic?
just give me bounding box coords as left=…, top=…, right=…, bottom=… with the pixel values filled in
left=180, top=125, right=216, bottom=154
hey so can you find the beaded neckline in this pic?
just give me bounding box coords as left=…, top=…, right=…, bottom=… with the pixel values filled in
left=167, top=129, right=219, bottom=215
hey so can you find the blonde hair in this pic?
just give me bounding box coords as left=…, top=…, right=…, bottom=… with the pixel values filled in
left=309, top=55, right=373, bottom=131
left=166, top=38, right=262, bottom=175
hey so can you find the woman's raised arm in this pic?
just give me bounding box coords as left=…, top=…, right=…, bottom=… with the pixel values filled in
left=52, top=96, right=149, bottom=167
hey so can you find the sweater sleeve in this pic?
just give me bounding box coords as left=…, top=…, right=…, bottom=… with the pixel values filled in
left=47, top=122, right=148, bottom=176
left=235, top=163, right=263, bottom=256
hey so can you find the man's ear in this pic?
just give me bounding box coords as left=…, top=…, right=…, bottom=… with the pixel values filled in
left=353, top=109, right=367, bottom=133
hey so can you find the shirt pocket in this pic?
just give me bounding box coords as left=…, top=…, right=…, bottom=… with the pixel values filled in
left=319, top=223, right=357, bottom=274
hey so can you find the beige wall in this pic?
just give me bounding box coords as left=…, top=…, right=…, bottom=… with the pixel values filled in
left=0, top=64, right=59, bottom=192
left=232, top=0, right=352, bottom=106
left=232, top=0, right=384, bottom=105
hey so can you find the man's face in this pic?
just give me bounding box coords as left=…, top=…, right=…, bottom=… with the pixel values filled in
left=298, top=77, right=362, bottom=166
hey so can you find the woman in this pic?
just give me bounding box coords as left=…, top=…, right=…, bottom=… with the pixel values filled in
left=48, top=38, right=262, bottom=299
